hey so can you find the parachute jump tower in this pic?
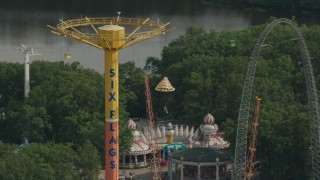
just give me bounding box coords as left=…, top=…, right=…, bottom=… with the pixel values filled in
left=48, top=13, right=170, bottom=180
left=245, top=97, right=262, bottom=180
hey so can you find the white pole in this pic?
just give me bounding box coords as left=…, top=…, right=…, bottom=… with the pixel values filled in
left=24, top=54, right=30, bottom=97
left=216, top=157, right=220, bottom=180
left=15, top=45, right=41, bottom=98
left=180, top=164, right=184, bottom=180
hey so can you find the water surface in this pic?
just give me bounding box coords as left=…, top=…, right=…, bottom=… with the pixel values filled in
left=0, top=4, right=319, bottom=73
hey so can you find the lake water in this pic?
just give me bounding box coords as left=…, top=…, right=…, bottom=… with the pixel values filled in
left=0, top=4, right=319, bottom=73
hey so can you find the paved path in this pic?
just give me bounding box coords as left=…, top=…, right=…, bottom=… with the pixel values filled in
left=100, top=166, right=170, bottom=180
left=99, top=167, right=215, bottom=180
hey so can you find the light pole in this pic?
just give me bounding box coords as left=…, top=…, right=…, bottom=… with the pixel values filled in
left=180, top=155, right=184, bottom=180
left=216, top=157, right=220, bottom=180
left=168, top=150, right=173, bottom=180
left=197, top=163, right=201, bottom=180
left=0, top=95, right=3, bottom=121
left=16, top=44, right=41, bottom=97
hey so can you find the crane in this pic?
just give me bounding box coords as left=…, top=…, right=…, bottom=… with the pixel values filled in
left=144, top=76, right=162, bottom=180
left=245, top=96, right=262, bottom=180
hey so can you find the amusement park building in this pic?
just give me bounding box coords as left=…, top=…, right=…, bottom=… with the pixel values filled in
left=121, top=113, right=233, bottom=179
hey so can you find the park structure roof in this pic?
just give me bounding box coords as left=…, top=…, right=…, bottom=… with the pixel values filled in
left=171, top=147, right=232, bottom=166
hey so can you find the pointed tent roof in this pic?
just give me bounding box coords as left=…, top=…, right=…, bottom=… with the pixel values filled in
left=127, top=119, right=137, bottom=129
left=155, top=77, right=175, bottom=92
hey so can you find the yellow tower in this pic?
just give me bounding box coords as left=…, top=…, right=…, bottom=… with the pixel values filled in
left=48, top=15, right=171, bottom=180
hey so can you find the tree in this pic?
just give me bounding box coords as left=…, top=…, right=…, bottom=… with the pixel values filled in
left=119, top=61, right=145, bottom=118
left=151, top=22, right=320, bottom=179
left=77, top=140, right=101, bottom=180
left=22, top=143, right=80, bottom=179
left=0, top=61, right=134, bottom=165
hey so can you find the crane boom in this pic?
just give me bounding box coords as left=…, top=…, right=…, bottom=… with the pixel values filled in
left=144, top=76, right=162, bottom=180
left=245, top=96, right=262, bottom=180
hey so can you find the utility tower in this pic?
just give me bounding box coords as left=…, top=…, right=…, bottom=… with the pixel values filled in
left=245, top=96, right=262, bottom=180
left=145, top=76, right=162, bottom=179
left=16, top=44, right=41, bottom=97
left=48, top=13, right=171, bottom=180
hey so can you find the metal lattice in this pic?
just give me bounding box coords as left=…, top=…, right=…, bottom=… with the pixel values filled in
left=145, top=76, right=162, bottom=180
left=245, top=97, right=262, bottom=179
left=233, top=18, right=320, bottom=180
left=198, top=165, right=201, bottom=180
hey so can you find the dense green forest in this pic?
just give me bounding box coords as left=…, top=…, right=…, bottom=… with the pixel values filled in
left=1, top=0, right=320, bottom=11
left=0, top=141, right=100, bottom=179
left=149, top=18, right=320, bottom=179
left=1, top=18, right=320, bottom=179
left=0, top=61, right=139, bottom=179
